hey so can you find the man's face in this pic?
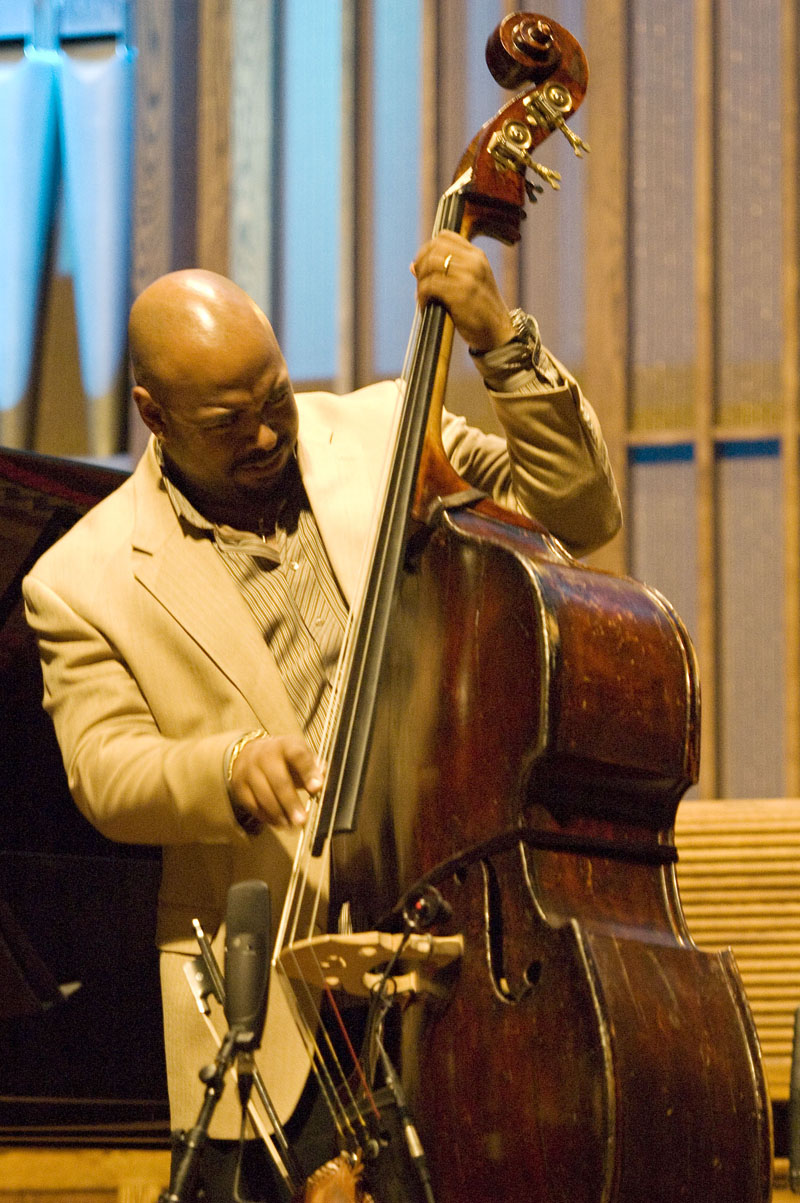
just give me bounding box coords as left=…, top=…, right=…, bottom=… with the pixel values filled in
left=143, top=323, right=300, bottom=516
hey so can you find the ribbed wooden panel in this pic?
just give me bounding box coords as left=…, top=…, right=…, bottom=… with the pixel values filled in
left=675, top=797, right=800, bottom=1099
left=772, top=1158, right=795, bottom=1198
left=0, top=1147, right=170, bottom=1201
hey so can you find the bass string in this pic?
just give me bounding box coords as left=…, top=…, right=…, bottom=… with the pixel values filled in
left=269, top=492, right=416, bottom=1144
left=272, top=954, right=366, bottom=1149
left=268, top=493, right=397, bottom=1146
left=275, top=288, right=431, bottom=954
left=269, top=185, right=459, bottom=1154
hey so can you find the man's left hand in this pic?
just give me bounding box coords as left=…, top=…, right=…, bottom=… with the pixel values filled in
left=411, top=230, right=515, bottom=352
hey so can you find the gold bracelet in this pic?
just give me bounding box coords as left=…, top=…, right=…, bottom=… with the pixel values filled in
left=225, top=728, right=267, bottom=786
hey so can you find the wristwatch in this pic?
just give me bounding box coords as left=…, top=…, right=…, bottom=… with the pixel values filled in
left=469, top=307, right=542, bottom=374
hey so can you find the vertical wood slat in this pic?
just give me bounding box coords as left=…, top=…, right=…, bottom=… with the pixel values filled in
left=693, top=0, right=718, bottom=798
left=196, top=0, right=231, bottom=274
left=129, top=0, right=177, bottom=461
left=337, top=0, right=373, bottom=393
left=131, top=0, right=175, bottom=296
left=230, top=0, right=276, bottom=317
left=420, top=0, right=443, bottom=242
left=583, top=0, right=628, bottom=578
left=338, top=0, right=358, bottom=393
left=421, top=0, right=467, bottom=234
left=782, top=0, right=800, bottom=794
left=168, top=5, right=200, bottom=272
left=129, top=1, right=203, bottom=460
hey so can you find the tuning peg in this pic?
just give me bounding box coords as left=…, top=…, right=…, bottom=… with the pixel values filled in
left=523, top=89, right=591, bottom=157
left=488, top=124, right=562, bottom=191
left=527, top=160, right=561, bottom=189
left=561, top=125, right=591, bottom=157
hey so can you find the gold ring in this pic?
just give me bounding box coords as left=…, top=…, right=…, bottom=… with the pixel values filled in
left=443, top=254, right=453, bottom=276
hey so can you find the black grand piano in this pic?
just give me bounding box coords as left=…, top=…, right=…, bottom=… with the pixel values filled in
left=0, top=447, right=169, bottom=1147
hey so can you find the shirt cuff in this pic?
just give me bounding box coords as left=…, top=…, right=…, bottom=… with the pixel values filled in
left=469, top=310, right=563, bottom=393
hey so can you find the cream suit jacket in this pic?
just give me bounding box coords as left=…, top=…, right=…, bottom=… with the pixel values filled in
left=23, top=373, right=620, bottom=1136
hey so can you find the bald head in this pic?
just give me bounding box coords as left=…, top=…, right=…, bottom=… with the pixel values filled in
left=129, top=269, right=275, bottom=402
left=128, top=269, right=299, bottom=528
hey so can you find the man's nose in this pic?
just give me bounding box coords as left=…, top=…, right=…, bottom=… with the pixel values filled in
left=254, top=421, right=278, bottom=450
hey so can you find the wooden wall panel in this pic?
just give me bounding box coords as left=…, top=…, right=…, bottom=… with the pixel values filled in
left=131, top=1, right=176, bottom=296
left=583, top=0, right=628, bottom=578
left=230, top=0, right=276, bottom=317
left=692, top=0, right=719, bottom=797
left=781, top=0, right=800, bottom=794
left=196, top=0, right=231, bottom=274
left=129, top=0, right=201, bottom=461
left=338, top=0, right=371, bottom=393
left=0, top=1148, right=170, bottom=1203
left=676, top=797, right=800, bottom=1100
left=603, top=0, right=800, bottom=798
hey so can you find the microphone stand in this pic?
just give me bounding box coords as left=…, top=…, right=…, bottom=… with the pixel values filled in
left=190, top=918, right=302, bottom=1189
left=163, top=885, right=303, bottom=1201
left=159, top=1026, right=240, bottom=1203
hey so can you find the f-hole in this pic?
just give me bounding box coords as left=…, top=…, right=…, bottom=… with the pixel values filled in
left=481, top=858, right=539, bottom=1004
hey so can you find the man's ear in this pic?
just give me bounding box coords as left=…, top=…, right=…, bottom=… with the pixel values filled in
left=133, top=385, right=167, bottom=439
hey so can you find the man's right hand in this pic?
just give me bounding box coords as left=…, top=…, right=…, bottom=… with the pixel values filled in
left=228, top=733, right=323, bottom=828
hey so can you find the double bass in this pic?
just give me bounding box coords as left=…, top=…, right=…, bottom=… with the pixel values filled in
left=272, top=13, right=773, bottom=1202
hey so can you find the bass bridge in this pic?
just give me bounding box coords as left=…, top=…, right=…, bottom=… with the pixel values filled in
left=277, top=930, right=463, bottom=1001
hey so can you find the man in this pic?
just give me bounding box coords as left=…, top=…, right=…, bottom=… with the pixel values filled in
left=23, top=230, right=621, bottom=1198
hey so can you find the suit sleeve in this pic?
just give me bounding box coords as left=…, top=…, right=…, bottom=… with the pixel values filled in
left=23, top=571, right=250, bottom=847
left=441, top=359, right=621, bottom=557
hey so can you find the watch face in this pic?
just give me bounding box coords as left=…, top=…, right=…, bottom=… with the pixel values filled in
left=510, top=308, right=538, bottom=344
left=506, top=310, right=539, bottom=369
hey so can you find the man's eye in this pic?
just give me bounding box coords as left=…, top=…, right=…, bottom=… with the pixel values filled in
left=208, top=412, right=240, bottom=429
left=269, top=391, right=291, bottom=412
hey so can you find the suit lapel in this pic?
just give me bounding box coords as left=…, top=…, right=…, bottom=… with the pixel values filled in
left=296, top=383, right=399, bottom=604
left=129, top=444, right=302, bottom=735
left=297, top=427, right=372, bottom=606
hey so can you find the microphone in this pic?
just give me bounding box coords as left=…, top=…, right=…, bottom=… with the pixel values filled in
left=224, top=880, right=271, bottom=1106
